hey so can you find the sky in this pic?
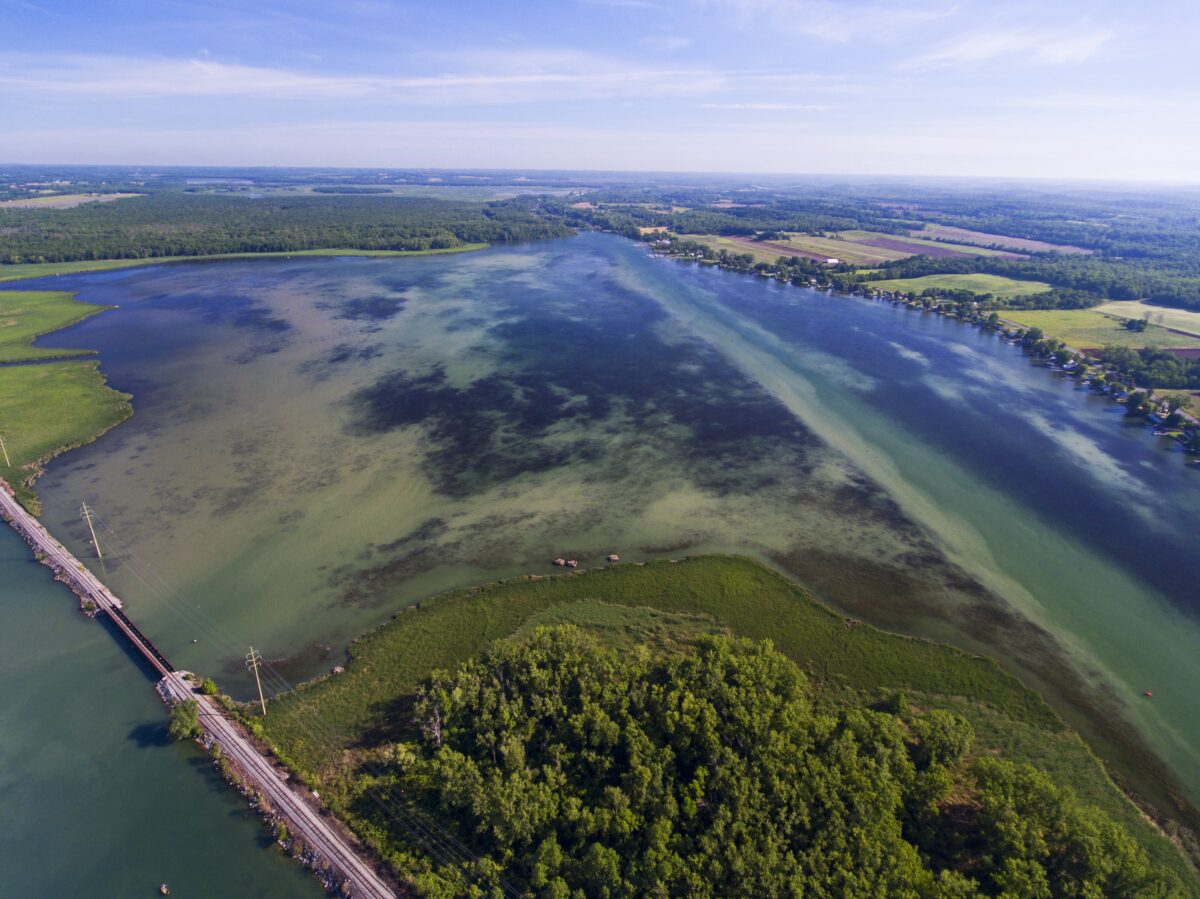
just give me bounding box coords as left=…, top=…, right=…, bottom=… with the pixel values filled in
left=2, top=0, right=1198, bottom=181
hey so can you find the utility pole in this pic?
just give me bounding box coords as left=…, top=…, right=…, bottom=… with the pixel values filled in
left=79, top=501, right=102, bottom=560
left=0, top=433, right=10, bottom=468
left=246, top=647, right=267, bottom=717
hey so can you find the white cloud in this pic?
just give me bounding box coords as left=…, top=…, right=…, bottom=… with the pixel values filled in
left=900, top=27, right=1113, bottom=69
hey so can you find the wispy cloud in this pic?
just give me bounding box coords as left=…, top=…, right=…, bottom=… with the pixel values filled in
left=695, top=0, right=955, bottom=42
left=699, top=102, right=831, bottom=110
left=900, top=27, right=1114, bottom=69
left=0, top=52, right=848, bottom=106
left=640, top=35, right=693, bottom=51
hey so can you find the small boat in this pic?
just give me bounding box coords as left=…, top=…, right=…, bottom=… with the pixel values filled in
left=1144, top=690, right=1153, bottom=697
left=160, top=886, right=171, bottom=896
left=606, top=553, right=620, bottom=563
left=565, top=560, right=578, bottom=568
left=552, top=558, right=566, bottom=567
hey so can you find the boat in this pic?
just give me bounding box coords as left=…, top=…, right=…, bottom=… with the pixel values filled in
left=1144, top=690, right=1153, bottom=697
left=160, top=886, right=170, bottom=896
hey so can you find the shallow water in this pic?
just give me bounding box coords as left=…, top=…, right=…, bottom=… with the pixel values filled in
left=15, top=233, right=1200, bottom=852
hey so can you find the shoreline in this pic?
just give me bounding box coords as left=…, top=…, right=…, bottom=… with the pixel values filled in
left=648, top=238, right=1200, bottom=463
left=0, top=242, right=490, bottom=285
left=6, top=238, right=1198, bottom=881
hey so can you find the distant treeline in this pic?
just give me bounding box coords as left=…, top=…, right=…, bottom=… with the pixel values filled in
left=553, top=194, right=909, bottom=241
left=0, top=193, right=571, bottom=263
left=560, top=185, right=1200, bottom=311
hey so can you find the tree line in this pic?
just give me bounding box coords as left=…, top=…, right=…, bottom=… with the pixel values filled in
left=0, top=193, right=571, bottom=264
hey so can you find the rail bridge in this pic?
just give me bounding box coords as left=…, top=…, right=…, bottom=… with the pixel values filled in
left=0, top=481, right=397, bottom=899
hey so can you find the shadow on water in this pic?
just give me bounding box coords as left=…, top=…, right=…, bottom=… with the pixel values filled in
left=96, top=609, right=168, bottom=685
left=128, top=720, right=173, bottom=748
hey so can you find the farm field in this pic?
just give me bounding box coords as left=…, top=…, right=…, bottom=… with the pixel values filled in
left=0, top=192, right=141, bottom=209
left=677, top=234, right=817, bottom=265
left=1001, top=308, right=1200, bottom=351
left=913, top=224, right=1092, bottom=255
left=837, top=229, right=1023, bottom=259
left=870, top=273, right=1052, bottom=299
left=773, top=232, right=912, bottom=264
left=1096, top=300, right=1200, bottom=338
left=683, top=233, right=913, bottom=266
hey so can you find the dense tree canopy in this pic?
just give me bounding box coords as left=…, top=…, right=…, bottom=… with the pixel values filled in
left=383, top=628, right=1179, bottom=898
left=0, top=193, right=570, bottom=263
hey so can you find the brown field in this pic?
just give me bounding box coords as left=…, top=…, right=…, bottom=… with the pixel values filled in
left=913, top=224, right=1092, bottom=255
left=0, top=192, right=141, bottom=209
left=838, top=230, right=1024, bottom=260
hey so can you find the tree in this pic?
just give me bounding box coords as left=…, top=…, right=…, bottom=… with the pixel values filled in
left=388, top=627, right=1180, bottom=898
left=168, top=699, right=202, bottom=741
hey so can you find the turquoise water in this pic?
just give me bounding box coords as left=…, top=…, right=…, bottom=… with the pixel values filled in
left=6, top=233, right=1200, bottom=891
left=0, top=525, right=322, bottom=898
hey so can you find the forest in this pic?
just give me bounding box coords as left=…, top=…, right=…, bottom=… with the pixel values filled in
left=0, top=193, right=570, bottom=263
left=383, top=627, right=1183, bottom=898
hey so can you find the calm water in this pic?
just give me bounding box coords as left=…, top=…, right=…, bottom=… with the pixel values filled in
left=8, top=233, right=1200, bottom=890
left=0, top=526, right=322, bottom=898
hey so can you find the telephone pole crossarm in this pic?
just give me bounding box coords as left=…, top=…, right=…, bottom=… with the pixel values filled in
left=79, top=502, right=103, bottom=560
left=246, top=647, right=268, bottom=717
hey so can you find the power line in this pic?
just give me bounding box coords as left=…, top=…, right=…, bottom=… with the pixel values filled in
left=84, top=509, right=523, bottom=897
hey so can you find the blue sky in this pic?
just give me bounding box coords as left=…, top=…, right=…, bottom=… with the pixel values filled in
left=2, top=0, right=1198, bottom=180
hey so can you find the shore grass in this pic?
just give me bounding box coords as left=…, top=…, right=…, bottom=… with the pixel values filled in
left=0, top=290, right=111, bottom=362
left=0, top=244, right=489, bottom=284
left=871, top=273, right=1052, bottom=300
left=1002, top=308, right=1200, bottom=350
left=262, top=555, right=1059, bottom=766
left=261, top=555, right=1196, bottom=886
left=0, top=361, right=132, bottom=513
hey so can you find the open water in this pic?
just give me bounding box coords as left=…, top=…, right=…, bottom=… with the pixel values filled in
left=4, top=233, right=1199, bottom=893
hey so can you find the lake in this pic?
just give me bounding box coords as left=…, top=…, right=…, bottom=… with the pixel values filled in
left=7, top=232, right=1200, bottom=890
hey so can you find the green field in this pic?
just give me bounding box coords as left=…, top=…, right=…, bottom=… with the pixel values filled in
left=258, top=555, right=1194, bottom=885
left=1002, top=308, right=1200, bottom=351
left=1096, top=300, right=1200, bottom=339
left=871, top=273, right=1052, bottom=300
